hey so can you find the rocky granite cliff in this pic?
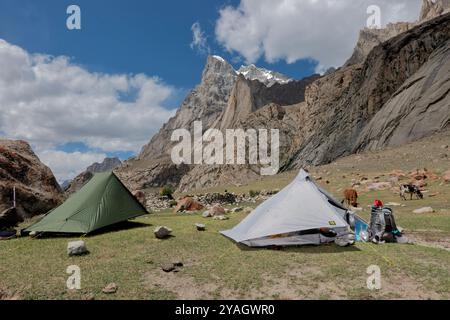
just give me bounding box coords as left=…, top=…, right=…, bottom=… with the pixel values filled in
left=116, top=57, right=318, bottom=191
left=0, top=140, right=62, bottom=228
left=118, top=1, right=450, bottom=193
left=288, top=12, right=450, bottom=169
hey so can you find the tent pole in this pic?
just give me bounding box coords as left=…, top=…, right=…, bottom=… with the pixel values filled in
left=13, top=186, right=16, bottom=208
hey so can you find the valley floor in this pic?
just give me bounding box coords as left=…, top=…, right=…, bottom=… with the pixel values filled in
left=1, top=131, right=450, bottom=300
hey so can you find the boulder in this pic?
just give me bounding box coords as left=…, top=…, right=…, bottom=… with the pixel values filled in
left=173, top=197, right=204, bottom=213
left=0, top=140, right=63, bottom=229
left=413, top=207, right=434, bottom=214
left=67, top=241, right=89, bottom=256
left=209, top=205, right=226, bottom=216
left=132, top=190, right=146, bottom=206
left=154, top=226, right=172, bottom=239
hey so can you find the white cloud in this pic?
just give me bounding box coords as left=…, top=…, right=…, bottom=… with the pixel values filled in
left=38, top=150, right=107, bottom=183
left=0, top=39, right=177, bottom=181
left=190, top=22, right=210, bottom=55
left=215, top=0, right=422, bottom=72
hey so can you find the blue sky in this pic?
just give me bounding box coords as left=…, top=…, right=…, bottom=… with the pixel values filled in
left=0, top=0, right=317, bottom=88
left=0, top=0, right=422, bottom=181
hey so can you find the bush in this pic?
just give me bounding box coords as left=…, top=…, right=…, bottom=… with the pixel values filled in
left=169, top=200, right=177, bottom=207
left=249, top=190, right=260, bottom=198
left=160, top=186, right=174, bottom=199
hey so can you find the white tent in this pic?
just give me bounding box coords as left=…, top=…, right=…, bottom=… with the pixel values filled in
left=221, top=169, right=352, bottom=247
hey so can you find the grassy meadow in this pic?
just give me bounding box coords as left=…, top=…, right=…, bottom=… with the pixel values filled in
left=1, top=131, right=450, bottom=300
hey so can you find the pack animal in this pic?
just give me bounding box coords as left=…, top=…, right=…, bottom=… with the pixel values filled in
left=342, top=189, right=358, bottom=208
left=400, top=184, right=423, bottom=200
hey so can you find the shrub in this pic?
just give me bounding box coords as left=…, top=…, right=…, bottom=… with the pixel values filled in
left=249, top=190, right=260, bottom=198
left=160, top=186, right=174, bottom=199
left=169, top=200, right=177, bottom=207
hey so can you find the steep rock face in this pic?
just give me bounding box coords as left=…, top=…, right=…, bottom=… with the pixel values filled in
left=289, top=13, right=450, bottom=168
left=177, top=103, right=305, bottom=192
left=65, top=157, right=122, bottom=195
left=345, top=22, right=414, bottom=66
left=346, top=0, right=450, bottom=67
left=87, top=157, right=121, bottom=173
left=117, top=55, right=319, bottom=191
left=214, top=74, right=319, bottom=131
left=420, top=0, right=450, bottom=21
left=0, top=140, right=62, bottom=228
left=116, top=56, right=237, bottom=190
left=175, top=73, right=319, bottom=192
left=138, top=56, right=237, bottom=160
left=355, top=39, right=450, bottom=150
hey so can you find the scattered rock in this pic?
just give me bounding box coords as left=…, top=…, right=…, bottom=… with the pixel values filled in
left=443, top=170, right=450, bottom=183
left=209, top=205, right=226, bottom=217
left=67, top=241, right=89, bottom=256
left=195, top=223, right=206, bottom=231
left=174, top=197, right=204, bottom=213
left=161, top=264, right=176, bottom=272
left=231, top=207, right=243, bottom=213
left=386, top=202, right=402, bottom=207
left=82, top=293, right=96, bottom=300
left=213, top=215, right=229, bottom=221
left=154, top=226, right=172, bottom=239
left=413, top=207, right=434, bottom=214
left=202, top=211, right=212, bottom=218
left=102, top=283, right=118, bottom=294
left=367, top=182, right=391, bottom=191
left=243, top=207, right=253, bottom=214
left=132, top=190, right=146, bottom=206
left=173, top=261, right=183, bottom=267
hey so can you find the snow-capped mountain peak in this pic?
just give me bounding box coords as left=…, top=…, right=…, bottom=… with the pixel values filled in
left=237, top=64, right=292, bottom=87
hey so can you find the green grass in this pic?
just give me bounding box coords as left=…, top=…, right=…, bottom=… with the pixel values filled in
left=1, top=131, right=450, bottom=300
left=1, top=206, right=450, bottom=300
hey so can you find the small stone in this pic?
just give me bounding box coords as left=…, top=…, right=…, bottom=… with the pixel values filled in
left=173, top=261, right=183, bottom=267
left=213, top=215, right=229, bottom=221
left=82, top=293, right=95, bottom=300
left=102, top=283, right=118, bottom=294
left=195, top=223, right=206, bottom=231
left=67, top=241, right=89, bottom=256
left=243, top=207, right=253, bottom=214
left=154, top=226, right=172, bottom=239
left=161, top=264, right=176, bottom=272
left=202, top=211, right=212, bottom=218
left=386, top=202, right=401, bottom=207
left=413, top=207, right=434, bottom=214
left=231, top=207, right=243, bottom=213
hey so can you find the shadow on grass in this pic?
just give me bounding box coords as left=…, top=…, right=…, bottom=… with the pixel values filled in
left=88, top=220, right=151, bottom=237
left=29, top=220, right=151, bottom=239
left=235, top=243, right=361, bottom=253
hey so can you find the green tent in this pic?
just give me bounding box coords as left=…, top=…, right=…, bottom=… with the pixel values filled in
left=26, top=172, right=149, bottom=234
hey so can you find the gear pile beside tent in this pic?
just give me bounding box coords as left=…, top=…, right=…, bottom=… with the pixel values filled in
left=26, top=172, right=148, bottom=234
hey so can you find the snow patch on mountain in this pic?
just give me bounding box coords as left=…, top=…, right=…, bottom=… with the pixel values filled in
left=237, top=64, right=292, bottom=87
